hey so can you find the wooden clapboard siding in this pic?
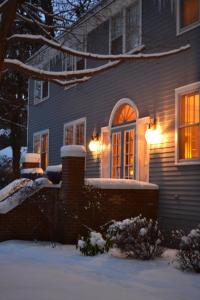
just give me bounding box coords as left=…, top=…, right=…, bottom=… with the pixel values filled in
left=28, top=0, right=200, bottom=231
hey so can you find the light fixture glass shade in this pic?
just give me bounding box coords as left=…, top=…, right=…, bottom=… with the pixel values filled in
left=89, top=138, right=101, bottom=153
left=145, top=127, right=161, bottom=144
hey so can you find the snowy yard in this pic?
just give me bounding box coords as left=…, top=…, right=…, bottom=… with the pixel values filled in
left=0, top=241, right=199, bottom=300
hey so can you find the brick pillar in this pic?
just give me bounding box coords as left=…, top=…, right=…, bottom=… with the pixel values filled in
left=61, top=145, right=86, bottom=244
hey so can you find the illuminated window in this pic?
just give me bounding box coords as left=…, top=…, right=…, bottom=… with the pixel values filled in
left=64, top=118, right=86, bottom=146
left=112, top=104, right=137, bottom=126
left=33, top=130, right=49, bottom=170
left=111, top=132, right=121, bottom=178
left=124, top=129, right=135, bottom=179
left=178, top=91, right=200, bottom=161
left=179, top=0, right=200, bottom=30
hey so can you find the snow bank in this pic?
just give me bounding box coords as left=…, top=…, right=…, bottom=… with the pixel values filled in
left=46, top=164, right=62, bottom=173
left=0, top=178, right=52, bottom=214
left=21, top=153, right=40, bottom=163
left=85, top=178, right=158, bottom=190
left=61, top=145, right=86, bottom=158
left=0, top=146, right=12, bottom=158
left=0, top=128, right=11, bottom=137
left=21, top=168, right=44, bottom=175
left=0, top=241, right=199, bottom=300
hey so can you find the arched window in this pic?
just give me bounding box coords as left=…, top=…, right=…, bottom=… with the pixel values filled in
left=112, top=104, right=136, bottom=126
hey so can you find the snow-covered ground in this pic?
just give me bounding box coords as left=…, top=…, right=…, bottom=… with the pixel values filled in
left=0, top=241, right=199, bottom=300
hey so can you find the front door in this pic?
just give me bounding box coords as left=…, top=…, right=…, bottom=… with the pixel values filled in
left=111, top=125, right=136, bottom=179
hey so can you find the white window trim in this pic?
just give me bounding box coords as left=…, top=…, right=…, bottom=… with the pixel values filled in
left=33, top=129, right=49, bottom=168
left=34, top=79, right=50, bottom=105
left=176, top=0, right=200, bottom=36
left=63, top=117, right=86, bottom=146
left=108, top=0, right=142, bottom=54
left=175, top=81, right=200, bottom=165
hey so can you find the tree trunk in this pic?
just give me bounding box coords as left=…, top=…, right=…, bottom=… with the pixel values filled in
left=12, top=142, right=21, bottom=179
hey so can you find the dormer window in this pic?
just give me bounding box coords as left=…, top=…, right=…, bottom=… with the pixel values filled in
left=111, top=12, right=123, bottom=54
left=178, top=0, right=200, bottom=33
left=110, top=0, right=141, bottom=54
left=34, top=63, right=49, bottom=104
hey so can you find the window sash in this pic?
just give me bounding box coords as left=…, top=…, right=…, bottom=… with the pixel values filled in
left=33, top=131, right=49, bottom=170
left=109, top=0, right=141, bottom=54
left=64, top=120, right=85, bottom=146
left=178, top=91, right=200, bottom=161
left=111, top=132, right=121, bottom=178
left=180, top=0, right=200, bottom=29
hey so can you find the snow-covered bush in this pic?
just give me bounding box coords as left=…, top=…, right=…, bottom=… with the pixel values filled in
left=107, top=215, right=163, bottom=260
left=77, top=231, right=106, bottom=256
left=172, top=226, right=200, bottom=272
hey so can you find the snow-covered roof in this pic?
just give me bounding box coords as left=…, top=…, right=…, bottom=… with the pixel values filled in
left=85, top=178, right=159, bottom=190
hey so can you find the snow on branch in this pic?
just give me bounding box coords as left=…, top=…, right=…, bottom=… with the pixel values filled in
left=52, top=76, right=91, bottom=87
left=4, top=59, right=122, bottom=81
left=7, top=34, right=190, bottom=61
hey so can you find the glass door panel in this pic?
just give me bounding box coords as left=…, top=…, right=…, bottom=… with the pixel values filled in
left=111, top=132, right=121, bottom=178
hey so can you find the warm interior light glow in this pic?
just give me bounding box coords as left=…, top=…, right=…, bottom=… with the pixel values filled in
left=89, top=137, right=101, bottom=153
left=145, top=127, right=162, bottom=144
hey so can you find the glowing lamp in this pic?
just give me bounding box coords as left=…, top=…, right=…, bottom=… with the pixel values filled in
left=89, top=134, right=101, bottom=153
left=145, top=126, right=161, bottom=144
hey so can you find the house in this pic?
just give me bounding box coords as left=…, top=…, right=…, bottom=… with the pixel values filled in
left=27, top=0, right=200, bottom=233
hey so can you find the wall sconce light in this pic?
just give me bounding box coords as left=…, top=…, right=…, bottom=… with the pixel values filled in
left=145, top=118, right=161, bottom=144
left=88, top=133, right=101, bottom=153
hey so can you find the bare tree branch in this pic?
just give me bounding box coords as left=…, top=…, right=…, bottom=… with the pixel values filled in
left=8, top=34, right=190, bottom=62
left=4, top=58, right=121, bottom=80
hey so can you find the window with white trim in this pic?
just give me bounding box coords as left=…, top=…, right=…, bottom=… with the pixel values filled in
left=34, top=64, right=49, bottom=104
left=110, top=0, right=141, bottom=54
left=64, top=118, right=86, bottom=146
left=33, top=130, right=49, bottom=170
left=176, top=85, right=200, bottom=163
left=178, top=0, right=200, bottom=32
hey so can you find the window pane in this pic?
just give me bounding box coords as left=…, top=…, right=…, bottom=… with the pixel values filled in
left=180, top=0, right=199, bottom=28
left=34, top=81, right=41, bottom=102
left=180, top=93, right=200, bottom=125
left=112, top=132, right=121, bottom=178
left=42, top=81, right=49, bottom=99
left=111, top=12, right=123, bottom=54
left=179, top=125, right=199, bottom=159
left=124, top=129, right=135, bottom=179
left=76, top=123, right=85, bottom=145
left=126, top=1, right=140, bottom=51
left=76, top=58, right=85, bottom=70
left=65, top=126, right=73, bottom=145
left=112, top=104, right=136, bottom=126
left=41, top=133, right=48, bottom=170
left=33, top=135, right=40, bottom=154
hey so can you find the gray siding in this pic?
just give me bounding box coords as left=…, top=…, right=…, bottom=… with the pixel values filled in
left=28, top=0, right=200, bottom=232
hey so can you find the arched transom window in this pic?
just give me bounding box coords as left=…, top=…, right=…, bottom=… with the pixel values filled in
left=112, top=104, right=136, bottom=126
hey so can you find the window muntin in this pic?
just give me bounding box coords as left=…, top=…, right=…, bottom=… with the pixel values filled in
left=64, top=119, right=86, bottom=146
left=112, top=104, right=137, bottom=126
left=180, top=0, right=200, bottom=29
left=33, top=131, right=49, bottom=170
left=178, top=91, right=200, bottom=161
